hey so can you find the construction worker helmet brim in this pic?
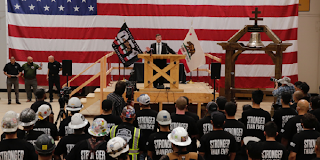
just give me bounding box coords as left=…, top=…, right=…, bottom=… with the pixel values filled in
left=66, top=104, right=84, bottom=111
left=167, top=133, right=191, bottom=147
left=2, top=127, right=18, bottom=133
left=68, top=119, right=88, bottom=129
left=157, top=119, right=172, bottom=125
left=20, top=118, right=38, bottom=127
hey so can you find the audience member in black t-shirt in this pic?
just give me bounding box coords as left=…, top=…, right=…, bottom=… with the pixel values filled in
left=240, top=90, right=271, bottom=141
left=310, top=96, right=320, bottom=121
left=33, top=104, right=59, bottom=140
left=238, top=104, right=252, bottom=122
left=224, top=102, right=246, bottom=159
left=312, top=137, right=320, bottom=160
left=272, top=92, right=297, bottom=142
left=216, top=96, right=227, bottom=114
left=94, top=99, right=122, bottom=130
left=197, top=101, right=217, bottom=138
left=30, top=88, right=54, bottom=123
left=54, top=113, right=91, bottom=160
left=160, top=127, right=204, bottom=160
left=289, top=113, right=320, bottom=160
left=281, top=99, right=320, bottom=148
left=59, top=97, right=90, bottom=137
left=297, top=82, right=311, bottom=102
left=199, top=111, right=237, bottom=160
left=183, top=96, right=200, bottom=123
left=148, top=110, right=173, bottom=160
left=170, top=97, right=198, bottom=152
left=290, top=91, right=304, bottom=111
left=260, top=121, right=287, bottom=160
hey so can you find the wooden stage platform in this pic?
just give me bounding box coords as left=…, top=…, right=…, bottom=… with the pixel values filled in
left=81, top=81, right=219, bottom=117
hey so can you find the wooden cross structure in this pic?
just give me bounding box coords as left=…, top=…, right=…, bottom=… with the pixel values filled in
left=249, top=7, right=263, bottom=26
left=217, top=7, right=293, bottom=101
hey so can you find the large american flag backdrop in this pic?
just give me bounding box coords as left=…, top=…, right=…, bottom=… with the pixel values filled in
left=6, top=0, right=299, bottom=88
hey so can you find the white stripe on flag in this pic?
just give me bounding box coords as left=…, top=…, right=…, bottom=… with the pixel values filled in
left=8, top=37, right=298, bottom=53
left=7, top=13, right=298, bottom=30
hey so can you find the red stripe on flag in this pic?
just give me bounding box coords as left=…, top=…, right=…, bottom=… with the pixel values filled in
left=10, top=49, right=296, bottom=65
left=178, top=49, right=190, bottom=73
left=97, top=4, right=299, bottom=17
left=8, top=25, right=297, bottom=41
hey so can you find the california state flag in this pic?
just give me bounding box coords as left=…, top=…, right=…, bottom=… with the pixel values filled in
left=178, top=27, right=206, bottom=73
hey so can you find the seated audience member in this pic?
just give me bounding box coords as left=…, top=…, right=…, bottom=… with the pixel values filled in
left=238, top=104, right=252, bottom=122
left=66, top=118, right=109, bottom=160
left=241, top=90, right=271, bottom=141
left=33, top=104, right=59, bottom=140
left=297, top=82, right=311, bottom=102
left=290, top=91, right=304, bottom=111
left=288, top=113, right=320, bottom=160
left=58, top=97, right=90, bottom=137
left=170, top=97, right=198, bottom=152
left=30, top=88, right=54, bottom=123
left=197, top=101, right=217, bottom=138
left=160, top=127, right=204, bottom=160
left=107, top=80, right=127, bottom=116
left=0, top=111, right=38, bottom=159
left=272, top=77, right=295, bottom=110
left=34, top=134, right=56, bottom=160
left=94, top=99, right=122, bottom=130
left=183, top=96, right=199, bottom=123
left=216, top=96, right=227, bottom=113
left=260, top=122, right=287, bottom=160
left=148, top=110, right=173, bottom=160
left=54, top=113, right=91, bottom=160
left=272, top=92, right=297, bottom=142
left=199, top=111, right=237, bottom=160
left=313, top=137, right=320, bottom=160
left=107, top=137, right=130, bottom=160
left=224, top=102, right=246, bottom=160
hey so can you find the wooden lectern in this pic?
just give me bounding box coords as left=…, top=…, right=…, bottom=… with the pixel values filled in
left=138, top=54, right=186, bottom=92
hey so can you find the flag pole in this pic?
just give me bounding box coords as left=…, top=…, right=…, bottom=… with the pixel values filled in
left=187, top=20, right=194, bottom=84
left=123, top=66, right=126, bottom=81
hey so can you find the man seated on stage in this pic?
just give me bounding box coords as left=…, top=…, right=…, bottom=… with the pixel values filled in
left=146, top=34, right=176, bottom=88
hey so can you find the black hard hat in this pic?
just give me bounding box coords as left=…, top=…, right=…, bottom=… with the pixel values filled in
left=20, top=108, right=38, bottom=127
left=34, top=134, right=56, bottom=155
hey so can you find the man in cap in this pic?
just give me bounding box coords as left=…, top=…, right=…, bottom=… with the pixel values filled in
left=134, top=94, right=158, bottom=160
left=54, top=113, right=91, bottom=160
left=107, top=137, right=130, bottom=160
left=18, top=108, right=45, bottom=145
left=197, top=101, right=217, bottom=138
left=58, top=97, right=90, bottom=137
left=94, top=99, right=122, bottom=131
left=272, top=92, right=297, bottom=142
left=21, top=56, right=42, bottom=102
left=241, top=90, right=271, bottom=141
left=47, top=55, right=62, bottom=102
left=66, top=118, right=110, bottom=160
left=110, top=105, right=145, bottom=160
left=272, top=77, right=295, bottom=110
left=224, top=102, right=246, bottom=160
left=288, top=113, right=320, bottom=160
left=0, top=110, right=38, bottom=159
left=3, top=56, right=22, bottom=104
left=34, top=104, right=59, bottom=140
left=170, top=97, right=198, bottom=152
left=216, top=96, right=227, bottom=114
left=199, top=111, right=237, bottom=160
left=147, top=110, right=173, bottom=160
left=30, top=88, right=54, bottom=123
left=160, top=127, right=204, bottom=160
left=260, top=121, right=287, bottom=160
left=34, top=134, right=56, bottom=160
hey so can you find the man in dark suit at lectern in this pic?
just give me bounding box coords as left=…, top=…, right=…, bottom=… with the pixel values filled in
left=146, top=34, right=176, bottom=88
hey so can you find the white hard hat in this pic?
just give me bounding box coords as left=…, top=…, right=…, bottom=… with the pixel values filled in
left=88, top=118, right=110, bottom=137
left=37, top=105, right=52, bottom=120
left=68, top=113, right=88, bottom=129
left=168, top=127, right=191, bottom=146
left=156, top=110, right=171, bottom=125
left=107, top=137, right=129, bottom=158
left=66, top=97, right=83, bottom=111
left=2, top=111, right=19, bottom=132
